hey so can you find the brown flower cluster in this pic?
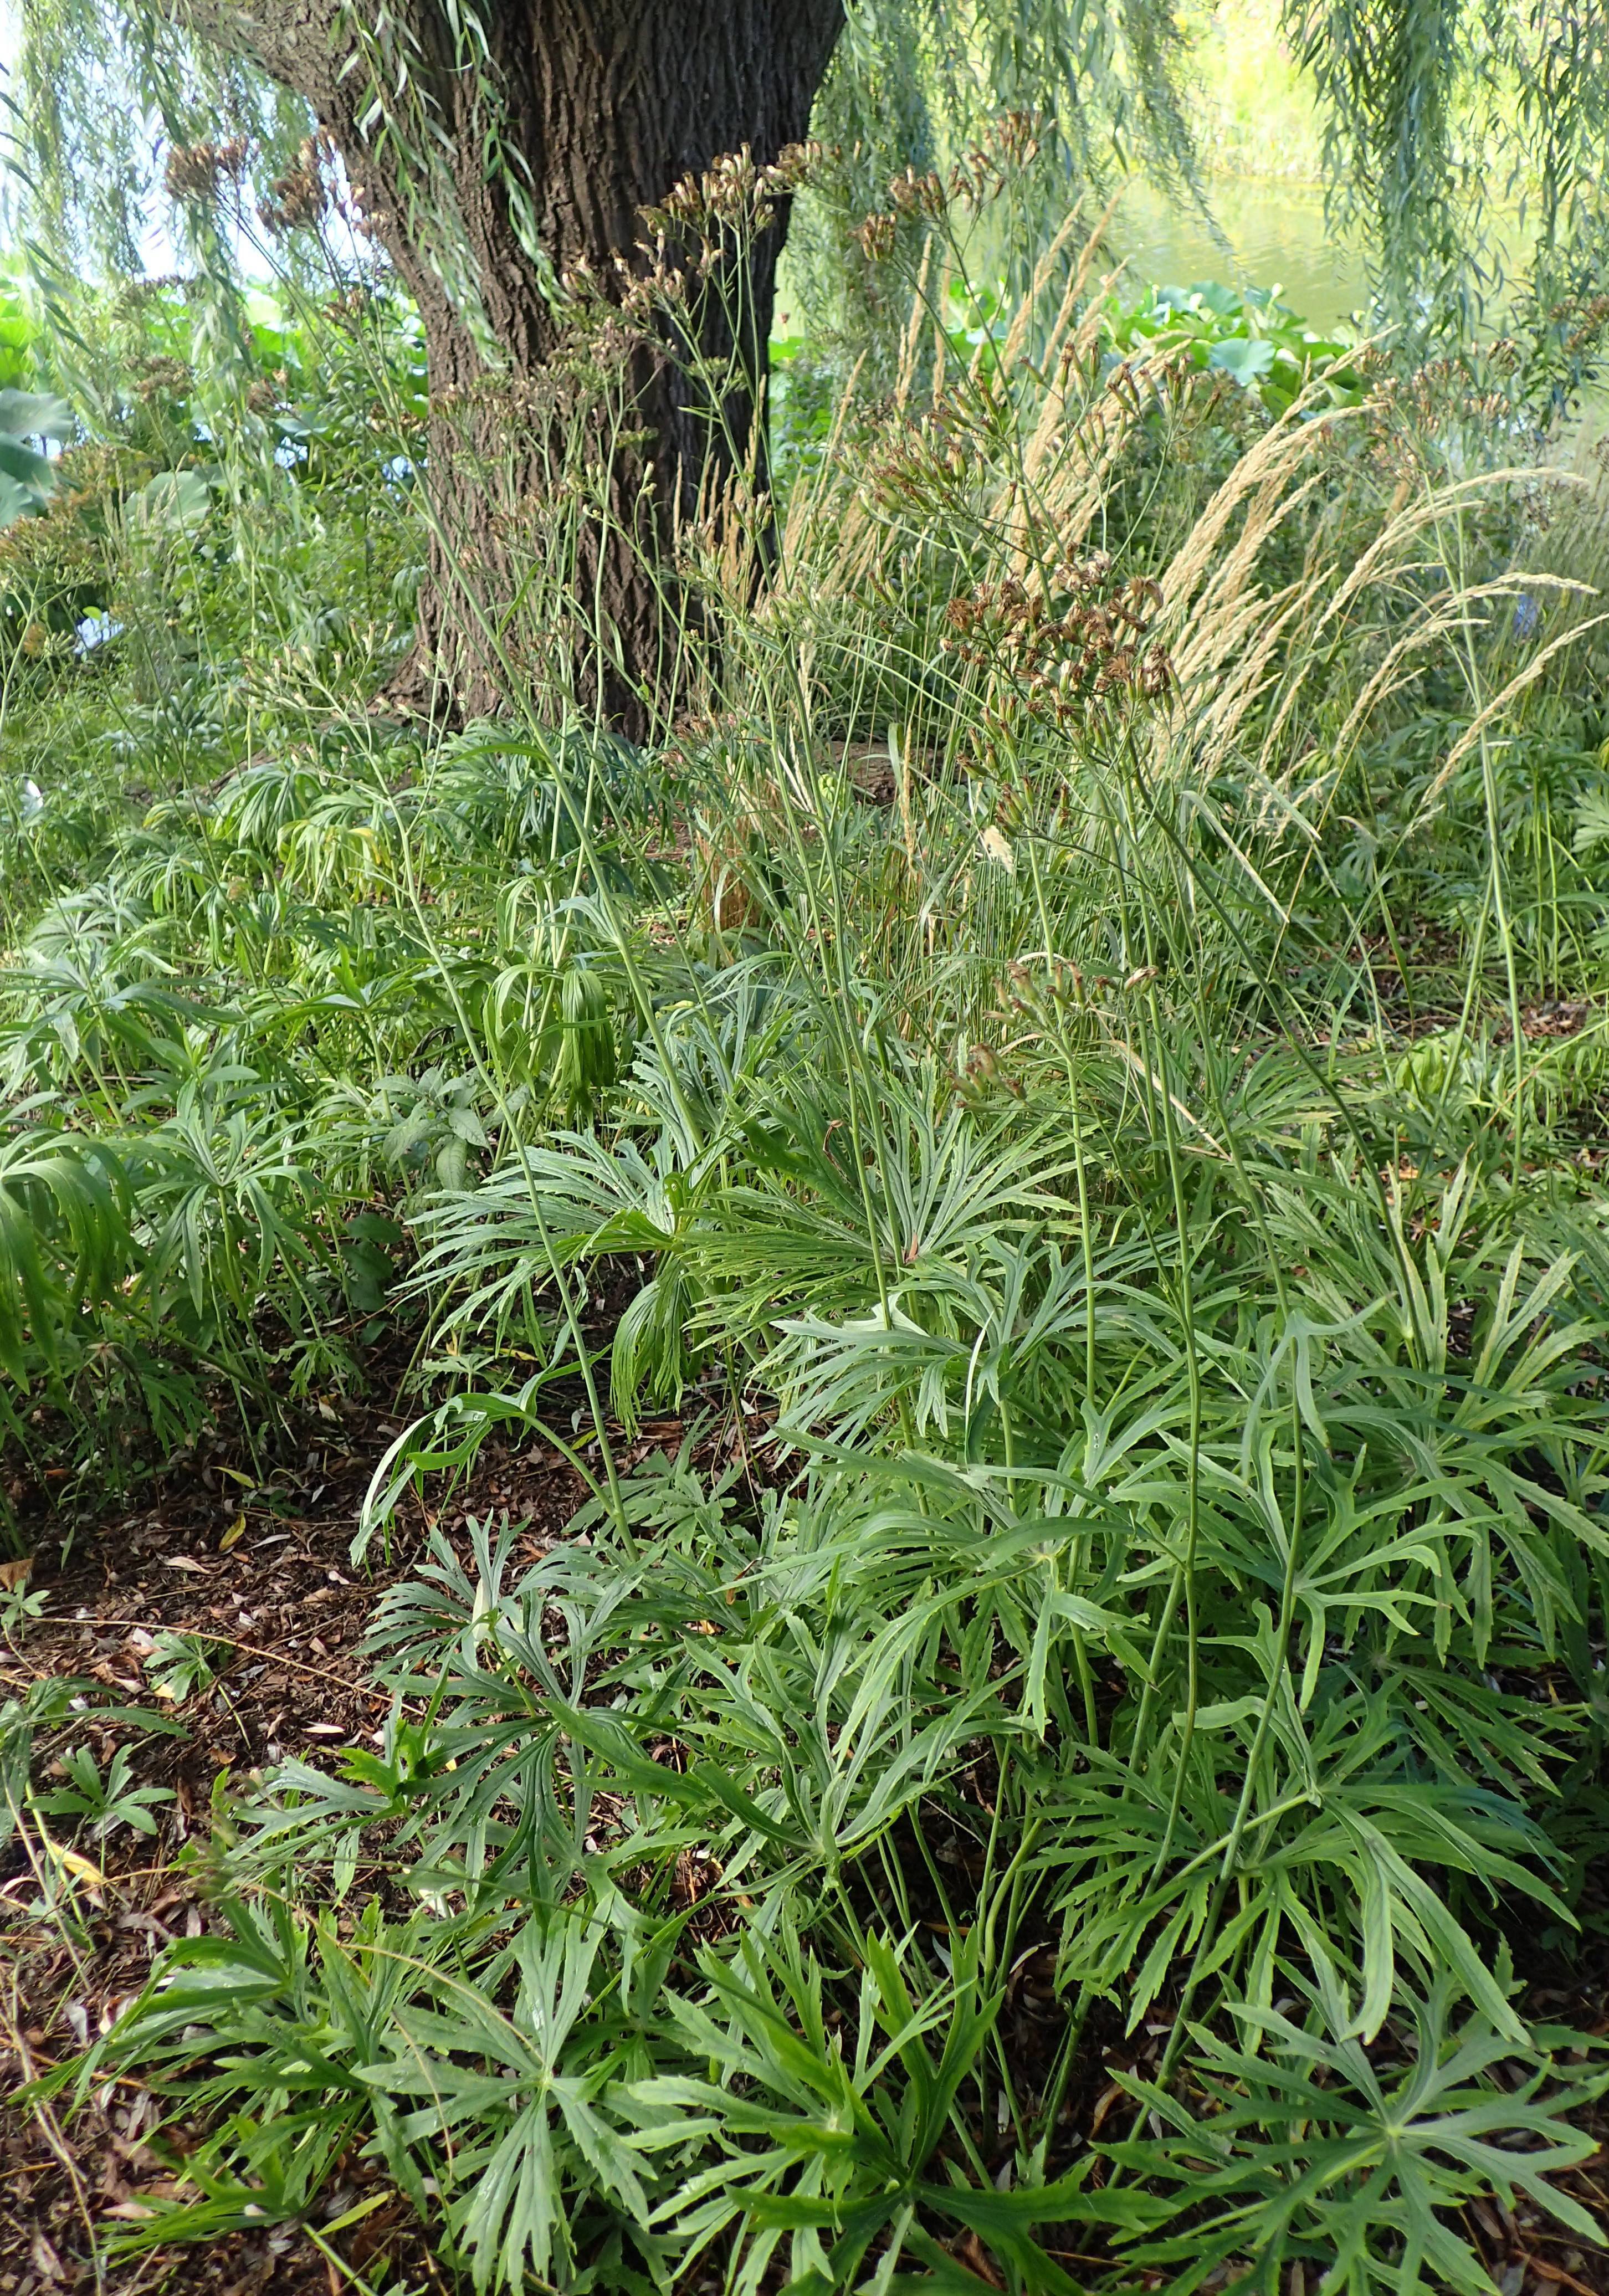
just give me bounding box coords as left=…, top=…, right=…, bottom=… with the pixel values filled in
left=259, top=135, right=336, bottom=235
left=857, top=110, right=1044, bottom=260
left=887, top=165, right=948, bottom=221
left=163, top=138, right=249, bottom=203
left=1374, top=355, right=1516, bottom=428
left=1365, top=352, right=1527, bottom=481
left=603, top=142, right=822, bottom=330
left=1002, top=956, right=1159, bottom=1021
left=857, top=211, right=898, bottom=263
left=957, top=109, right=1043, bottom=193
left=135, top=356, right=192, bottom=404
left=639, top=141, right=819, bottom=246
left=245, top=375, right=284, bottom=415
left=941, top=560, right=1173, bottom=730
left=1555, top=291, right=1609, bottom=354
left=0, top=444, right=125, bottom=592
left=862, top=404, right=986, bottom=515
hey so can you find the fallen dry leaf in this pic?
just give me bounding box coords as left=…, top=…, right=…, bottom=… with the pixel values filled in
left=30, top=2230, right=65, bottom=2282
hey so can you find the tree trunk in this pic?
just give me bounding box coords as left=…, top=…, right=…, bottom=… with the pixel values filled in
left=185, top=0, right=846, bottom=726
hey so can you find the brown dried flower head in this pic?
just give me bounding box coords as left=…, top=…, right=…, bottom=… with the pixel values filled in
left=135, top=355, right=192, bottom=404
left=640, top=141, right=820, bottom=246
left=888, top=166, right=947, bottom=219
left=164, top=137, right=249, bottom=203
left=857, top=210, right=898, bottom=263
left=941, top=557, right=1172, bottom=731
left=259, top=135, right=333, bottom=234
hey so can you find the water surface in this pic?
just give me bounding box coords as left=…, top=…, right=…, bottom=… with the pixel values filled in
left=1109, top=178, right=1370, bottom=332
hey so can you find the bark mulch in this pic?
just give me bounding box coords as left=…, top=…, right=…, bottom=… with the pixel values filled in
left=0, top=1372, right=654, bottom=2295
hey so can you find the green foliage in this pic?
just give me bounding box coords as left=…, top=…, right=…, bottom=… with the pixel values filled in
left=1110, top=1964, right=1606, bottom=2292
left=34, top=1742, right=174, bottom=1837
left=1288, top=0, right=1609, bottom=350
left=13, top=0, right=1609, bottom=398
left=8, top=184, right=1609, bottom=2296
left=0, top=387, right=73, bottom=526
left=140, top=1629, right=227, bottom=1704
left=1101, top=280, right=1364, bottom=413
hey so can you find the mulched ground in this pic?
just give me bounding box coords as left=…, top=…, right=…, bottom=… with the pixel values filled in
left=2, top=1371, right=1607, bottom=2294
left=0, top=1350, right=719, bottom=2295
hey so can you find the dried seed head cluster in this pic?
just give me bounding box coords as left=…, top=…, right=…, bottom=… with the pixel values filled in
left=163, top=137, right=249, bottom=203
left=546, top=257, right=652, bottom=365
left=1365, top=352, right=1529, bottom=480
left=957, top=1041, right=1023, bottom=1101
left=603, top=245, right=690, bottom=324
left=135, top=356, right=192, bottom=404
left=857, top=110, right=1043, bottom=260
left=323, top=286, right=372, bottom=327
left=0, top=443, right=122, bottom=593
left=1001, top=956, right=1158, bottom=1025
left=942, top=561, right=1174, bottom=731
left=862, top=404, right=986, bottom=514
left=639, top=141, right=819, bottom=245
left=1374, top=353, right=1517, bottom=426
left=606, top=143, right=820, bottom=329
left=259, top=134, right=336, bottom=235
left=857, top=210, right=899, bottom=263
left=887, top=166, right=948, bottom=220
left=1551, top=290, right=1609, bottom=354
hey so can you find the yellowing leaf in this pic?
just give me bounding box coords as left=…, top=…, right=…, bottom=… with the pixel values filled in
left=220, top=1513, right=247, bottom=1553
left=36, top=1823, right=104, bottom=1890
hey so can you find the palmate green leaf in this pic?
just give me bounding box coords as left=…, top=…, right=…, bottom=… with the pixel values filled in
left=0, top=1128, right=135, bottom=1382
left=764, top=1232, right=1141, bottom=1456
left=0, top=468, right=39, bottom=522
left=356, top=1461, right=1042, bottom=1893
left=367, top=1910, right=653, bottom=2291
left=701, top=1084, right=1072, bottom=1345
left=33, top=1742, right=173, bottom=1836
left=1048, top=1655, right=1570, bottom=2037
left=1103, top=1962, right=1606, bottom=2295
left=638, top=1918, right=1151, bottom=2294
left=74, top=1899, right=444, bottom=2264
left=85, top=1892, right=667, bottom=2293
left=97, top=2109, right=358, bottom=2256
left=0, top=433, right=53, bottom=498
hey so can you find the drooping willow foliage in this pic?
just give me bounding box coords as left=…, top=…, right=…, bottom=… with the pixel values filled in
left=7, top=0, right=310, bottom=282
left=1289, top=0, right=1609, bottom=358
left=6, top=0, right=1609, bottom=392
left=779, top=0, right=1211, bottom=355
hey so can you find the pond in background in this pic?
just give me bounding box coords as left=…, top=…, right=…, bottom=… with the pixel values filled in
left=1107, top=178, right=1370, bottom=332
left=1105, top=177, right=1607, bottom=458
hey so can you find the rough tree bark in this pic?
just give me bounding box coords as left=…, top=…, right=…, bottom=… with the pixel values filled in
left=180, top=0, right=846, bottom=725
